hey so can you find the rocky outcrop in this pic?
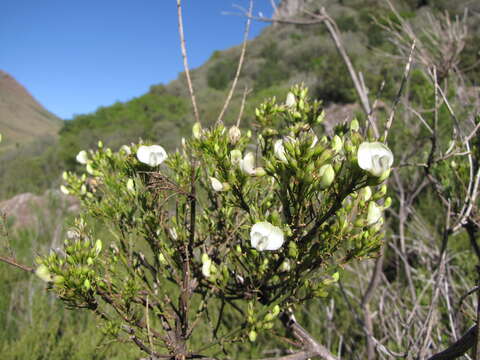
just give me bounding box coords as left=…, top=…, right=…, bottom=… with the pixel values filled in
left=273, top=0, right=306, bottom=19
left=0, top=191, right=79, bottom=230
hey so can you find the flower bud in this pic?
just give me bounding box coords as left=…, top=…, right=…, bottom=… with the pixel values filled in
left=332, top=135, right=343, bottom=154
left=350, top=119, right=360, bottom=132
left=285, top=92, right=296, bottom=107
left=126, top=178, right=135, bottom=192
left=95, top=239, right=103, bottom=255
left=120, top=145, right=131, bottom=155
left=84, top=279, right=91, bottom=290
left=367, top=202, right=383, bottom=225
left=280, top=259, right=291, bottom=272
left=318, top=164, right=335, bottom=189
left=274, top=139, right=288, bottom=163
left=192, top=122, right=202, bottom=139
left=35, top=264, right=52, bottom=282
left=384, top=197, right=392, bottom=208
left=316, top=111, right=325, bottom=123
left=201, top=253, right=212, bottom=278
left=228, top=126, right=241, bottom=144
left=86, top=163, right=95, bottom=175
left=288, top=241, right=298, bottom=258
left=53, top=275, right=65, bottom=284
left=254, top=167, right=266, bottom=177
left=231, top=149, right=242, bottom=165
left=359, top=186, right=372, bottom=202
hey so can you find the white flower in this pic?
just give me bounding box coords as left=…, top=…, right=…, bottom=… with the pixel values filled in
left=285, top=92, right=296, bottom=107
left=210, top=177, right=224, bottom=191
left=240, top=152, right=256, bottom=175
left=367, top=202, right=383, bottom=225
left=169, top=228, right=178, bottom=240
left=250, top=221, right=284, bottom=251
left=274, top=139, right=287, bottom=163
left=76, top=150, right=88, bottom=165
left=60, top=185, right=69, bottom=195
left=357, top=142, right=394, bottom=177
left=137, top=145, right=168, bottom=167
left=120, top=145, right=131, bottom=155
left=66, top=229, right=79, bottom=239
left=239, top=152, right=265, bottom=176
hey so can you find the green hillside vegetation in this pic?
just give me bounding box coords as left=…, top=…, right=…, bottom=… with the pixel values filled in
left=0, top=0, right=479, bottom=358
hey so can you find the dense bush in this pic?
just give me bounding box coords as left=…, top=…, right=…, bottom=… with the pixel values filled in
left=207, top=58, right=238, bottom=90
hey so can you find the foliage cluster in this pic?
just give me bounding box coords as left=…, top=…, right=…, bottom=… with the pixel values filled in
left=34, top=86, right=392, bottom=357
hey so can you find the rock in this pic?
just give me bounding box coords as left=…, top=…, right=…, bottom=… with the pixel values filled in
left=273, top=0, right=306, bottom=20
left=0, top=191, right=79, bottom=230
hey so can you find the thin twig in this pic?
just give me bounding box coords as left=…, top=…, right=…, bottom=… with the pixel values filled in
left=236, top=87, right=251, bottom=127
left=384, top=40, right=416, bottom=142
left=217, top=0, right=253, bottom=124
left=176, top=0, right=200, bottom=125
left=0, top=255, right=34, bottom=273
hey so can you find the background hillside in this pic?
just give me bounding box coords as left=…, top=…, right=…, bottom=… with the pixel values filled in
left=0, top=70, right=61, bottom=150
left=1, top=0, right=479, bottom=201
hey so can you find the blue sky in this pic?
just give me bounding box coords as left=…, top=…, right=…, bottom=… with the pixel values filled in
left=0, top=1, right=276, bottom=119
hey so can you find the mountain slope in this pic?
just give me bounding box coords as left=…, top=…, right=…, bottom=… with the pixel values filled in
left=0, top=70, right=62, bottom=149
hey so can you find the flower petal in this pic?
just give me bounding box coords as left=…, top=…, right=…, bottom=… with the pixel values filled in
left=358, top=142, right=393, bottom=177
left=274, top=139, right=288, bottom=163
left=76, top=150, right=88, bottom=165
left=209, top=177, right=224, bottom=191
left=240, top=152, right=256, bottom=175
left=250, top=221, right=284, bottom=251
left=137, top=145, right=168, bottom=167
